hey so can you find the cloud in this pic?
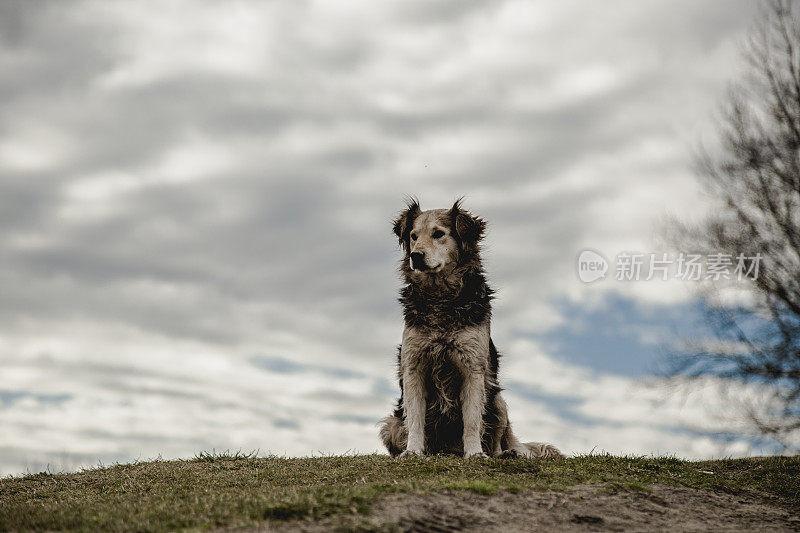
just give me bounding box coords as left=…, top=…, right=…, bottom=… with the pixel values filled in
left=0, top=0, right=764, bottom=475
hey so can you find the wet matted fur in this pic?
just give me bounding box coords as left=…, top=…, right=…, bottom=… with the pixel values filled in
left=380, top=199, right=562, bottom=459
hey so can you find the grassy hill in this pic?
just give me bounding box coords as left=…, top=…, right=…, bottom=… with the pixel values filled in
left=1, top=453, right=798, bottom=531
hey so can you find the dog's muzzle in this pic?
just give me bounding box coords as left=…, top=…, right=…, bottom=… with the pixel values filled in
left=410, top=252, right=428, bottom=271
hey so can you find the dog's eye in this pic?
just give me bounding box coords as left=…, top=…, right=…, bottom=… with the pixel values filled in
left=410, top=233, right=417, bottom=241
left=432, top=230, right=445, bottom=239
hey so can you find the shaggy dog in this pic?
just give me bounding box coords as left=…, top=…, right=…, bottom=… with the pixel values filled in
left=380, top=199, right=562, bottom=459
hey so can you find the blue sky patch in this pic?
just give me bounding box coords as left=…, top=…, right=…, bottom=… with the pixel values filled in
left=0, top=390, right=72, bottom=407
left=523, top=296, right=712, bottom=378
left=250, top=356, right=366, bottom=379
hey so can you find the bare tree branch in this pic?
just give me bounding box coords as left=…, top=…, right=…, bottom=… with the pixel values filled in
left=668, top=0, right=800, bottom=452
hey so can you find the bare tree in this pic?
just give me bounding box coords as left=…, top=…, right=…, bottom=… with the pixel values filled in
left=669, top=0, right=800, bottom=452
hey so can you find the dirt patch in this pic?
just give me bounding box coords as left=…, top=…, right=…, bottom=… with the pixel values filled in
left=363, top=484, right=800, bottom=532
left=266, top=484, right=799, bottom=532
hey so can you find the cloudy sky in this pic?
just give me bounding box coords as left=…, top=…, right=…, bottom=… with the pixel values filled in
left=0, top=0, right=769, bottom=476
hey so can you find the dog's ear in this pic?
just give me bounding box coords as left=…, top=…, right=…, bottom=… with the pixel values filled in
left=393, top=198, right=421, bottom=248
left=449, top=199, right=485, bottom=249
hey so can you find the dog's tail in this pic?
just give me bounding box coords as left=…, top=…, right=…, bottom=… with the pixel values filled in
left=523, top=442, right=564, bottom=458
left=379, top=415, right=408, bottom=457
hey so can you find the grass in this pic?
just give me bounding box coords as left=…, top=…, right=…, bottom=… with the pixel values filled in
left=0, top=452, right=797, bottom=531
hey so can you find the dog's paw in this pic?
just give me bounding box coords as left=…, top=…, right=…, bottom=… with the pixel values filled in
left=399, top=449, right=422, bottom=458
left=465, top=451, right=489, bottom=459
left=498, top=449, right=519, bottom=459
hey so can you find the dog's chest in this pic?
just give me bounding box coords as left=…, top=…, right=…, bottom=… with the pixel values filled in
left=401, top=322, right=490, bottom=374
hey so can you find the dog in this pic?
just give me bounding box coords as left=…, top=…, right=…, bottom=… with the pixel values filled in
left=380, top=199, right=562, bottom=459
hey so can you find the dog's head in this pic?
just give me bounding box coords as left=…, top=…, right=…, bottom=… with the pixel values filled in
left=393, top=198, right=485, bottom=278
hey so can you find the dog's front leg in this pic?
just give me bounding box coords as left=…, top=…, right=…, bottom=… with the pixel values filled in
left=400, top=366, right=425, bottom=457
left=461, top=372, right=487, bottom=458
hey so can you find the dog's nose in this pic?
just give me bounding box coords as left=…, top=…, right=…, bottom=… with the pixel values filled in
left=410, top=252, right=427, bottom=271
